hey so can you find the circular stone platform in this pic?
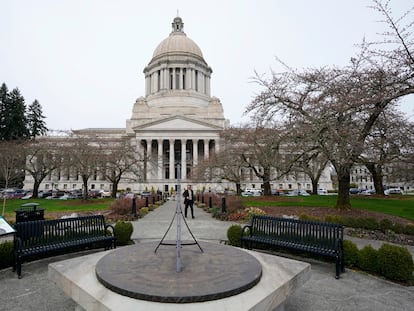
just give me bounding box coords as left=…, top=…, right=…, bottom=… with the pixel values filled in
left=95, top=241, right=262, bottom=303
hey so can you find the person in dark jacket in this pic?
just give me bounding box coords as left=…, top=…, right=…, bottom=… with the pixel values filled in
left=183, top=184, right=195, bottom=218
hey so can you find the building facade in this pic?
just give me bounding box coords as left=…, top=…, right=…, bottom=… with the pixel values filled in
left=24, top=17, right=333, bottom=195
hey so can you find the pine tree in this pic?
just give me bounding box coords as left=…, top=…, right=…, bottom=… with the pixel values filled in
left=27, top=99, right=48, bottom=139
left=3, top=88, right=29, bottom=140
left=0, top=83, right=10, bottom=141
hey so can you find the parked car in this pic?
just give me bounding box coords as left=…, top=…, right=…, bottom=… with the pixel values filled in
left=271, top=189, right=285, bottom=196
left=317, top=188, right=328, bottom=195
left=140, top=191, right=151, bottom=198
left=349, top=188, right=362, bottom=194
left=286, top=189, right=310, bottom=196
left=241, top=189, right=262, bottom=197
left=88, top=190, right=102, bottom=198
left=21, top=193, right=33, bottom=200
left=359, top=189, right=376, bottom=195
left=384, top=188, right=403, bottom=195
left=99, top=190, right=112, bottom=198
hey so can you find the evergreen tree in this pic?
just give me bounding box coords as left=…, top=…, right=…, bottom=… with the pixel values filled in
left=0, top=83, right=10, bottom=140
left=27, top=99, right=48, bottom=138
left=3, top=88, right=29, bottom=140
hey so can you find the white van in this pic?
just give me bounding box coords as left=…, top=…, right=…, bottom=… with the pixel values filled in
left=242, top=189, right=262, bottom=196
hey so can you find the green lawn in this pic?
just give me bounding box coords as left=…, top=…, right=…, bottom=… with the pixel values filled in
left=242, top=195, right=414, bottom=221
left=1, top=198, right=114, bottom=222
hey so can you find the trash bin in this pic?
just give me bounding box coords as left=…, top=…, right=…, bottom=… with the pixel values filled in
left=15, top=203, right=45, bottom=223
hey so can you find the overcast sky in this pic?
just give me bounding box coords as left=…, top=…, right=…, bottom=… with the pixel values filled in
left=1, top=0, right=412, bottom=131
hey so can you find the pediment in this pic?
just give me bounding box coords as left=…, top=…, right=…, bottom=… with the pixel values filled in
left=133, top=115, right=222, bottom=132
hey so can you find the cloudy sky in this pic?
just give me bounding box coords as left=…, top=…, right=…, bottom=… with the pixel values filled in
left=1, top=0, right=412, bottom=131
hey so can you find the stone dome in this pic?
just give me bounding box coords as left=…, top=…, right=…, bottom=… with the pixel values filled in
left=151, top=16, right=204, bottom=60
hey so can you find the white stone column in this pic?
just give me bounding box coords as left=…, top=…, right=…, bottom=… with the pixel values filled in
left=145, top=75, right=150, bottom=96
left=179, top=68, right=183, bottom=89
left=214, top=138, right=219, bottom=154
left=181, top=139, right=186, bottom=180
left=193, top=139, right=198, bottom=167
left=146, top=139, right=152, bottom=180
left=169, top=139, right=175, bottom=179
left=204, top=139, right=209, bottom=160
left=172, top=68, right=176, bottom=89
left=158, top=139, right=163, bottom=180
left=192, top=69, right=196, bottom=91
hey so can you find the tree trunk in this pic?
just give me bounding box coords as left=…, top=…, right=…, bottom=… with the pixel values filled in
left=335, top=165, right=352, bottom=210
left=111, top=182, right=118, bottom=198
left=236, top=183, right=242, bottom=195
left=311, top=178, right=318, bottom=195
left=82, top=176, right=89, bottom=201
left=32, top=181, right=40, bottom=198
left=263, top=168, right=271, bottom=195
left=365, top=163, right=385, bottom=195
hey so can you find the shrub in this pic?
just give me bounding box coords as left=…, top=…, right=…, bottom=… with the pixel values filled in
left=404, top=224, right=414, bottom=236
left=378, top=244, right=414, bottom=282
left=138, top=207, right=149, bottom=218
left=343, top=240, right=360, bottom=268
left=325, top=215, right=343, bottom=224
left=360, top=218, right=379, bottom=231
left=0, top=241, right=14, bottom=269
left=392, top=223, right=405, bottom=234
left=379, top=219, right=393, bottom=233
left=114, top=221, right=134, bottom=246
left=244, top=207, right=266, bottom=221
left=109, top=198, right=133, bottom=216
left=228, top=211, right=248, bottom=222
left=227, top=224, right=243, bottom=247
left=358, top=245, right=379, bottom=273
left=299, top=213, right=320, bottom=222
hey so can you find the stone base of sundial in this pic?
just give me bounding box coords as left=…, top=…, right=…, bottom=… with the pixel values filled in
left=95, top=241, right=262, bottom=303
left=48, top=241, right=311, bottom=311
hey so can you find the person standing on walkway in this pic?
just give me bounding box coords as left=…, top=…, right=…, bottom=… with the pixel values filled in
left=183, top=185, right=195, bottom=218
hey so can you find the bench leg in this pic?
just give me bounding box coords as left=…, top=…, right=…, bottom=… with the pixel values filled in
left=335, top=257, right=340, bottom=279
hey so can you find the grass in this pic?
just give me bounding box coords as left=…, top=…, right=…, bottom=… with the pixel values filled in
left=241, top=195, right=414, bottom=221
left=1, top=198, right=114, bottom=222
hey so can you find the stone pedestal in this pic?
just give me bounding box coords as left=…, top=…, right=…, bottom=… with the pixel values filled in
left=48, top=242, right=310, bottom=311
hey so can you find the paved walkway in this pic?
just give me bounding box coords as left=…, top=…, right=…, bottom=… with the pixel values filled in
left=0, top=200, right=413, bottom=311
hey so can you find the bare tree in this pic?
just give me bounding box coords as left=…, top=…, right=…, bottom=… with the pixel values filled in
left=0, top=141, right=25, bottom=215
left=23, top=139, right=62, bottom=198
left=98, top=138, right=144, bottom=197
left=192, top=129, right=248, bottom=194
left=357, top=108, right=411, bottom=194
left=247, top=1, right=414, bottom=209
left=63, top=136, right=101, bottom=201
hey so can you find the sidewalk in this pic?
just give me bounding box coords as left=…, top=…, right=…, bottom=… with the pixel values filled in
left=0, top=200, right=413, bottom=311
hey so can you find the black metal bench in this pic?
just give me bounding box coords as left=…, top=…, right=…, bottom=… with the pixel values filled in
left=13, top=215, right=116, bottom=278
left=241, top=215, right=344, bottom=278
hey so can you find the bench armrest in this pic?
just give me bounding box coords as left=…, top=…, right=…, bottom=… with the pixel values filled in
left=241, top=224, right=252, bottom=237
left=105, top=224, right=115, bottom=237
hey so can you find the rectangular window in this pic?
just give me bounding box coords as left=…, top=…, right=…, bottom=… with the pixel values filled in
left=182, top=68, right=186, bottom=89
left=157, top=70, right=161, bottom=91
left=169, top=69, right=173, bottom=89
left=195, top=70, right=198, bottom=91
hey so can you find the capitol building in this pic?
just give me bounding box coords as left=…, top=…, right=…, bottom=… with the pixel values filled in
left=24, top=17, right=333, bottom=195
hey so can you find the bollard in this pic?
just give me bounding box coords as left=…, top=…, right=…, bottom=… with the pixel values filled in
left=131, top=197, right=137, bottom=218
left=145, top=196, right=149, bottom=207
left=152, top=196, right=155, bottom=205
left=201, top=195, right=204, bottom=204
left=209, top=196, right=212, bottom=209
left=221, top=197, right=226, bottom=213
